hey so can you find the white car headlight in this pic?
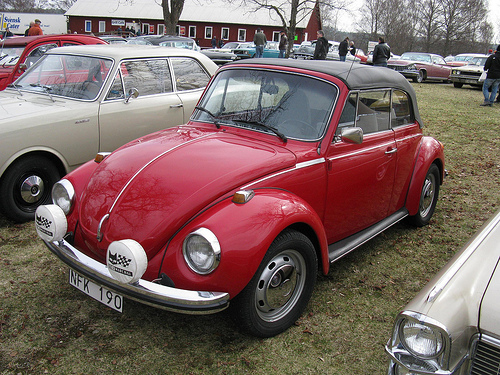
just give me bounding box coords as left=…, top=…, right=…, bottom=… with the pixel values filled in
left=399, top=318, right=444, bottom=358
left=183, top=228, right=220, bottom=275
left=51, top=179, right=75, bottom=215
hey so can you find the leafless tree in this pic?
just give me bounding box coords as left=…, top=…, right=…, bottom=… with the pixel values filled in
left=160, top=0, right=185, bottom=35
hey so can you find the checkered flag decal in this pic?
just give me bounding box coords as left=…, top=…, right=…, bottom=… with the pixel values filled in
left=36, top=214, right=52, bottom=229
left=108, top=252, right=132, bottom=268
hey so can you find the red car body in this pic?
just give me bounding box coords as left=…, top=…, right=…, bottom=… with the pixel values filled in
left=36, top=60, right=445, bottom=337
left=388, top=52, right=452, bottom=83
left=0, top=34, right=106, bottom=90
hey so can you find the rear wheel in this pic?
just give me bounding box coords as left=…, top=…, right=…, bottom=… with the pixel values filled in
left=408, top=164, right=440, bottom=227
left=0, top=156, right=60, bottom=223
left=453, top=82, right=463, bottom=88
left=231, top=229, right=317, bottom=337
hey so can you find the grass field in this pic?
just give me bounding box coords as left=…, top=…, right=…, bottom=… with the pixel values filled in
left=1, top=82, right=499, bottom=374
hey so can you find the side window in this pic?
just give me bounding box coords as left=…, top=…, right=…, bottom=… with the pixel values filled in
left=336, top=92, right=358, bottom=135
left=120, top=59, right=173, bottom=97
left=106, top=71, right=125, bottom=100
left=357, top=90, right=391, bottom=134
left=391, top=90, right=414, bottom=127
left=25, top=43, right=58, bottom=68
left=170, top=57, right=211, bottom=91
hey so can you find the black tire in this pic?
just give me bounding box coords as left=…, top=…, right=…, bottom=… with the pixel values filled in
left=413, top=70, right=425, bottom=83
left=453, top=82, right=463, bottom=88
left=231, top=229, right=318, bottom=338
left=0, top=156, right=61, bottom=223
left=408, top=164, right=440, bottom=227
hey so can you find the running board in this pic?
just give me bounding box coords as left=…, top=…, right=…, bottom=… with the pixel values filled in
left=328, top=208, right=409, bottom=263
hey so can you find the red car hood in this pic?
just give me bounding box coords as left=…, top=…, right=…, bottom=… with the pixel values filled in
left=78, top=125, right=296, bottom=258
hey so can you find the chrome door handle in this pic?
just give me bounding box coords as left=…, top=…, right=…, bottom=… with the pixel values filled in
left=385, top=148, right=397, bottom=154
left=170, top=103, right=183, bottom=108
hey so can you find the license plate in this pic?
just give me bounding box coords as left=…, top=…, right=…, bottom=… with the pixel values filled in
left=69, top=269, right=123, bottom=312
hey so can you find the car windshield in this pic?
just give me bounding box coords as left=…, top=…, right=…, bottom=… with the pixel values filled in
left=193, top=68, right=337, bottom=141
left=221, top=42, right=239, bottom=50
left=13, top=53, right=113, bottom=101
left=0, top=46, right=24, bottom=66
left=401, top=53, right=431, bottom=63
left=469, top=56, right=488, bottom=66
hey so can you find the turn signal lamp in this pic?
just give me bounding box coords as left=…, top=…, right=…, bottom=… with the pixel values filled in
left=95, top=152, right=111, bottom=163
left=232, top=190, right=255, bottom=204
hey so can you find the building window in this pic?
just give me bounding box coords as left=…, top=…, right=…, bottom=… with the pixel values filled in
left=99, top=21, right=106, bottom=33
left=238, top=29, right=246, bottom=42
left=189, top=26, right=196, bottom=38
left=221, top=27, right=229, bottom=41
left=158, top=24, right=165, bottom=35
left=85, top=20, right=92, bottom=33
left=273, top=31, right=280, bottom=42
left=205, top=26, right=213, bottom=39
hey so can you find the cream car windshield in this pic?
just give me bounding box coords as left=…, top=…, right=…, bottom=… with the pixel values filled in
left=13, top=54, right=113, bottom=101
left=193, top=69, right=337, bottom=141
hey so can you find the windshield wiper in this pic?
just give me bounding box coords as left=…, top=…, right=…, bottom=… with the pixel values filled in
left=194, top=105, right=223, bottom=129
left=235, top=120, right=287, bottom=143
left=30, top=83, right=55, bottom=102
left=7, top=83, right=23, bottom=96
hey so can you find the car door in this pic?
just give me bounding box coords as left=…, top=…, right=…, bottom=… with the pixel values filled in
left=432, top=55, right=451, bottom=79
left=324, top=90, right=397, bottom=244
left=169, top=57, right=213, bottom=123
left=98, top=57, right=184, bottom=153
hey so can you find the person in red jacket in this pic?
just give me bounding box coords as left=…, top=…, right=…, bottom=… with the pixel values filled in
left=28, top=19, right=43, bottom=36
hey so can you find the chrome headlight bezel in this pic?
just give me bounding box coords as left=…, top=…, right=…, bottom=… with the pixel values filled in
left=183, top=228, right=221, bottom=275
left=51, top=179, right=75, bottom=215
left=398, top=316, right=445, bottom=358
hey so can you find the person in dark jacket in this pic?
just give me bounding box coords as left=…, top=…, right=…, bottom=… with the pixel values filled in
left=278, top=30, right=287, bottom=58
left=480, top=45, right=500, bottom=106
left=313, top=30, right=329, bottom=60
left=253, top=28, right=267, bottom=58
left=349, top=41, right=356, bottom=56
left=372, top=36, right=391, bottom=67
left=339, top=37, right=349, bottom=61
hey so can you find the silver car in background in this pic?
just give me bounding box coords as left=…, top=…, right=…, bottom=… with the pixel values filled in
left=386, top=209, right=500, bottom=374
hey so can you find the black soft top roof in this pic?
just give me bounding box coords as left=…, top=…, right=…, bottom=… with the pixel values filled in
left=227, top=58, right=423, bottom=126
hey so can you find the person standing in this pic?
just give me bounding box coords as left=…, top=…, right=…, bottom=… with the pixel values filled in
left=339, top=37, right=349, bottom=61
left=211, top=36, right=217, bottom=48
left=349, top=41, right=356, bottom=57
left=28, top=19, right=43, bottom=36
left=313, top=30, right=329, bottom=60
left=278, top=30, right=288, bottom=58
left=253, top=28, right=267, bottom=58
left=372, top=36, right=390, bottom=67
left=480, top=45, right=500, bottom=106
left=24, top=22, right=34, bottom=36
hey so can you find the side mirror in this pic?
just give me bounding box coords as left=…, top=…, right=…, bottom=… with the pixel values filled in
left=18, top=63, right=27, bottom=73
left=341, top=127, right=363, bottom=144
left=125, top=87, right=139, bottom=103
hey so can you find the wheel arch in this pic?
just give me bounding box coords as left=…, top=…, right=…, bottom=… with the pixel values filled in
left=0, top=148, right=69, bottom=181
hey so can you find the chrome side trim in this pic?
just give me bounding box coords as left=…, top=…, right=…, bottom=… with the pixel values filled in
left=327, top=141, right=396, bottom=161
left=242, top=157, right=325, bottom=189
left=43, top=239, right=229, bottom=314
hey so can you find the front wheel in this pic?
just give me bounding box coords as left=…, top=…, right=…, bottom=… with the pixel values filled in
left=413, top=70, right=425, bottom=83
left=231, top=229, right=318, bottom=337
left=453, top=82, right=463, bottom=88
left=0, top=156, right=61, bottom=223
left=408, top=164, right=440, bottom=227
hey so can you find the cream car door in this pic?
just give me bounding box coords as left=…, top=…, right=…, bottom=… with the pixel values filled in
left=97, top=58, right=184, bottom=153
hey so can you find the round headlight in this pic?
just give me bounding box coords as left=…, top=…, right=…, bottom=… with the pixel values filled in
left=183, top=228, right=220, bottom=275
left=400, top=319, right=444, bottom=358
left=51, top=179, right=75, bottom=215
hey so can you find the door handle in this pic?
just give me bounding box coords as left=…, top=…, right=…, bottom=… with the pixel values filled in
left=385, top=148, right=397, bottom=154
left=170, top=103, right=183, bottom=108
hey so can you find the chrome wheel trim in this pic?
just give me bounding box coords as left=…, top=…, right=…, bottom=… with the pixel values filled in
left=20, top=175, right=44, bottom=204
left=254, top=249, right=306, bottom=323
left=419, top=173, right=436, bottom=218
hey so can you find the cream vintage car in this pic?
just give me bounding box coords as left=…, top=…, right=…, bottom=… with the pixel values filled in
left=0, top=44, right=218, bottom=222
left=386, top=209, right=500, bottom=374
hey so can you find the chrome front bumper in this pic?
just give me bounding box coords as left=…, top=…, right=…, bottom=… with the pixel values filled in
left=43, top=239, right=230, bottom=314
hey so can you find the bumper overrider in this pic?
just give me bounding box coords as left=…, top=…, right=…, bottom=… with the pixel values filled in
left=36, top=205, right=230, bottom=314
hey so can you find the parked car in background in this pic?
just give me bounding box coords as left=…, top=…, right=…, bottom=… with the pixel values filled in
left=233, top=41, right=280, bottom=59
left=366, top=50, right=400, bottom=64
left=0, top=44, right=217, bottom=222
left=35, top=59, right=445, bottom=338
left=0, top=34, right=106, bottom=90
left=386, top=209, right=500, bottom=375
left=293, top=40, right=340, bottom=60
left=200, top=44, right=238, bottom=65
left=388, top=52, right=452, bottom=83
left=98, top=36, right=128, bottom=44
left=127, top=35, right=201, bottom=51
left=445, top=53, right=487, bottom=67
left=450, top=54, right=489, bottom=88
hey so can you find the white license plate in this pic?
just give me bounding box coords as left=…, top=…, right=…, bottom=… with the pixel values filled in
left=69, top=268, right=123, bottom=312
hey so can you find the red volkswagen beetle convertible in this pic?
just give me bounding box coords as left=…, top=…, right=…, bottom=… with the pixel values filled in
left=35, top=59, right=445, bottom=337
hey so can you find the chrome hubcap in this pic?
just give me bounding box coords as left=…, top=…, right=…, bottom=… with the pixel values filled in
left=20, top=175, right=44, bottom=204
left=255, top=250, right=306, bottom=322
left=420, top=174, right=436, bottom=217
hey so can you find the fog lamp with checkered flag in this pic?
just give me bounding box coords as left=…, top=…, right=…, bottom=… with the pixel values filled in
left=35, top=205, right=68, bottom=242
left=106, top=239, right=147, bottom=284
